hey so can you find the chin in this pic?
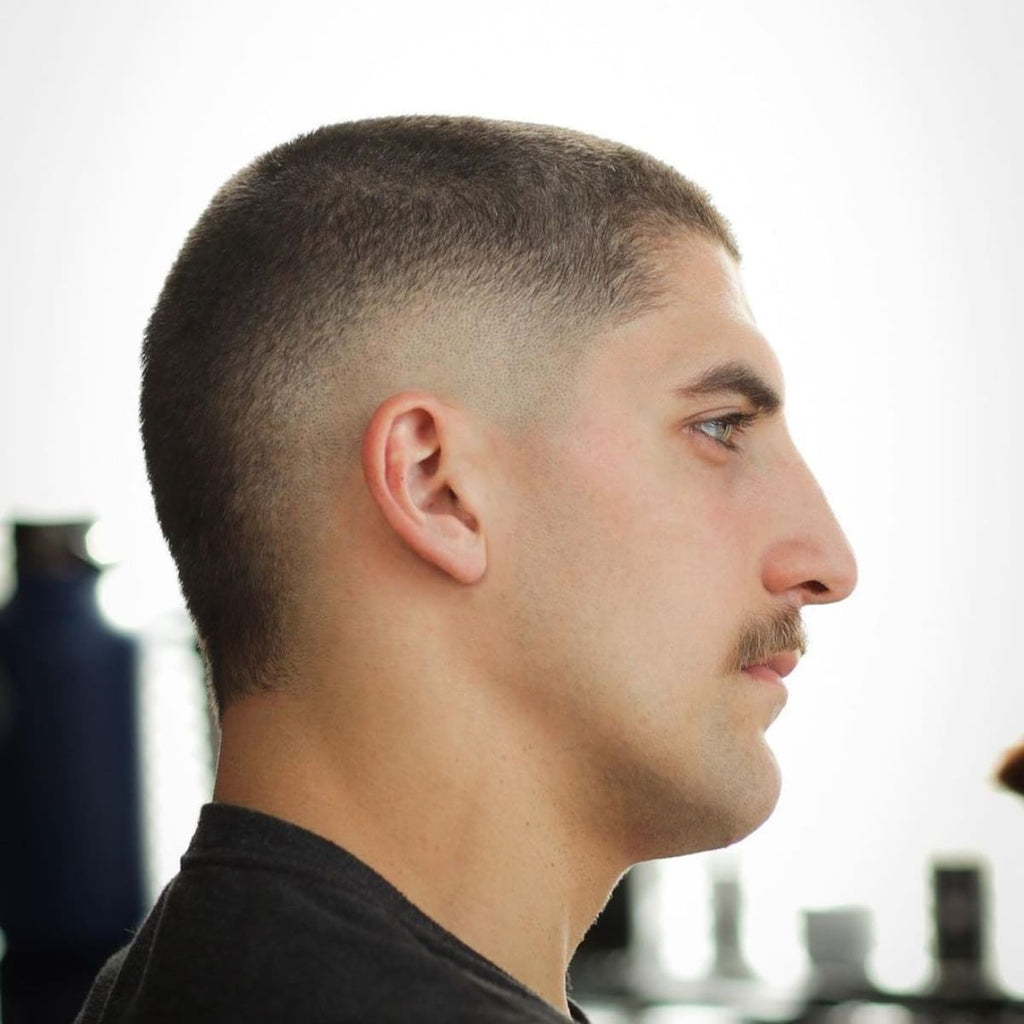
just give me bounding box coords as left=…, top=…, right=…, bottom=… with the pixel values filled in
left=727, top=752, right=783, bottom=845
left=686, top=751, right=784, bottom=854
left=604, top=737, right=784, bottom=861
left=722, top=798, right=779, bottom=847
left=629, top=774, right=783, bottom=861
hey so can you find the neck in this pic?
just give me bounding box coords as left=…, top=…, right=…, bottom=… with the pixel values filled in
left=213, top=677, right=624, bottom=1019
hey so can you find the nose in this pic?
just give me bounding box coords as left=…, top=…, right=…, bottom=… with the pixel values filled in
left=760, top=453, right=858, bottom=607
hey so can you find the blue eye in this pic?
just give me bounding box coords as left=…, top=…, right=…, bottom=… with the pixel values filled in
left=690, top=412, right=758, bottom=451
left=696, top=418, right=737, bottom=445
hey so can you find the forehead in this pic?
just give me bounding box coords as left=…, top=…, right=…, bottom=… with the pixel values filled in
left=588, top=236, right=785, bottom=401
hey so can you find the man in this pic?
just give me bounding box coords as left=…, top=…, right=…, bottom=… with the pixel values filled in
left=76, top=115, right=857, bottom=1023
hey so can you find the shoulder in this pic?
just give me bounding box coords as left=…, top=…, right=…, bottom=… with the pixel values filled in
left=74, top=945, right=129, bottom=1024
left=75, top=861, right=571, bottom=1024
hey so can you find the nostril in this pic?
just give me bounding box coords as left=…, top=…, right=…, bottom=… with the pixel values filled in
left=805, top=580, right=828, bottom=596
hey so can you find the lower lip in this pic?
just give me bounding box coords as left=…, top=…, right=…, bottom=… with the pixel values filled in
left=742, top=665, right=785, bottom=687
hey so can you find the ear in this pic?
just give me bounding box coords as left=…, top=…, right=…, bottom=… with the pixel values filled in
left=360, top=391, right=486, bottom=585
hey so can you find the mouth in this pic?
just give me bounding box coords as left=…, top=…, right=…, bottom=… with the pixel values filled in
left=741, top=650, right=800, bottom=685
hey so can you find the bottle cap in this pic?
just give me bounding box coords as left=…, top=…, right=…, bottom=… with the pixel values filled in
left=12, top=521, right=102, bottom=577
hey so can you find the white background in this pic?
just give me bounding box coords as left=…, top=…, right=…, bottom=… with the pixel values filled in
left=1, top=0, right=1022, bottom=996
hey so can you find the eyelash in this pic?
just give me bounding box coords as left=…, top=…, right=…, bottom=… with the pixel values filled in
left=688, top=412, right=760, bottom=452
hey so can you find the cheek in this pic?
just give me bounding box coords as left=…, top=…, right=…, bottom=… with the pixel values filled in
left=667, top=455, right=770, bottom=589
left=518, top=454, right=704, bottom=677
left=535, top=425, right=752, bottom=623
left=502, top=419, right=764, bottom=680
left=498, top=438, right=661, bottom=697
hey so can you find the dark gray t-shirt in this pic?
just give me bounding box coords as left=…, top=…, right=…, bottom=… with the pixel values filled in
left=74, top=802, right=591, bottom=1023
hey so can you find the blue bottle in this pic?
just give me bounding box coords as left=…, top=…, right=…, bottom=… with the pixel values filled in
left=0, top=521, right=145, bottom=1023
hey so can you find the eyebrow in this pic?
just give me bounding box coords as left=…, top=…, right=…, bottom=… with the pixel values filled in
left=669, top=360, right=782, bottom=416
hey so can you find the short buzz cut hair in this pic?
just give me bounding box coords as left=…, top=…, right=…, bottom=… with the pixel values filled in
left=140, top=114, right=740, bottom=716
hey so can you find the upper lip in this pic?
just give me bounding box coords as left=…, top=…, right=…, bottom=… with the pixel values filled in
left=747, top=650, right=800, bottom=678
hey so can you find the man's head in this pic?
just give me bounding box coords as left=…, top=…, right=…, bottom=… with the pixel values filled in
left=141, top=115, right=740, bottom=710
left=142, top=115, right=856, bottom=858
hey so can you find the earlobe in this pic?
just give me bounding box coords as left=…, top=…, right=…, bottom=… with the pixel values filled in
left=361, top=393, right=487, bottom=585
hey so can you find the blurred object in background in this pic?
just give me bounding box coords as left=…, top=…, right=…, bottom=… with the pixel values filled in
left=802, top=907, right=877, bottom=1003
left=572, top=854, right=1024, bottom=1024
left=801, top=1001, right=916, bottom=1024
left=928, top=862, right=998, bottom=1001
left=994, top=740, right=1024, bottom=798
left=709, top=858, right=755, bottom=982
left=569, top=868, right=637, bottom=1001
left=0, top=521, right=145, bottom=1024
left=690, top=858, right=773, bottom=1015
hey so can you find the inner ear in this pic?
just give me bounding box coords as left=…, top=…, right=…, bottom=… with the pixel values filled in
left=416, top=448, right=477, bottom=530
left=420, top=448, right=441, bottom=479
left=432, top=484, right=477, bottom=530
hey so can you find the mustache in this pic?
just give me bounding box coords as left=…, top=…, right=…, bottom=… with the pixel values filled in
left=727, top=605, right=808, bottom=673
